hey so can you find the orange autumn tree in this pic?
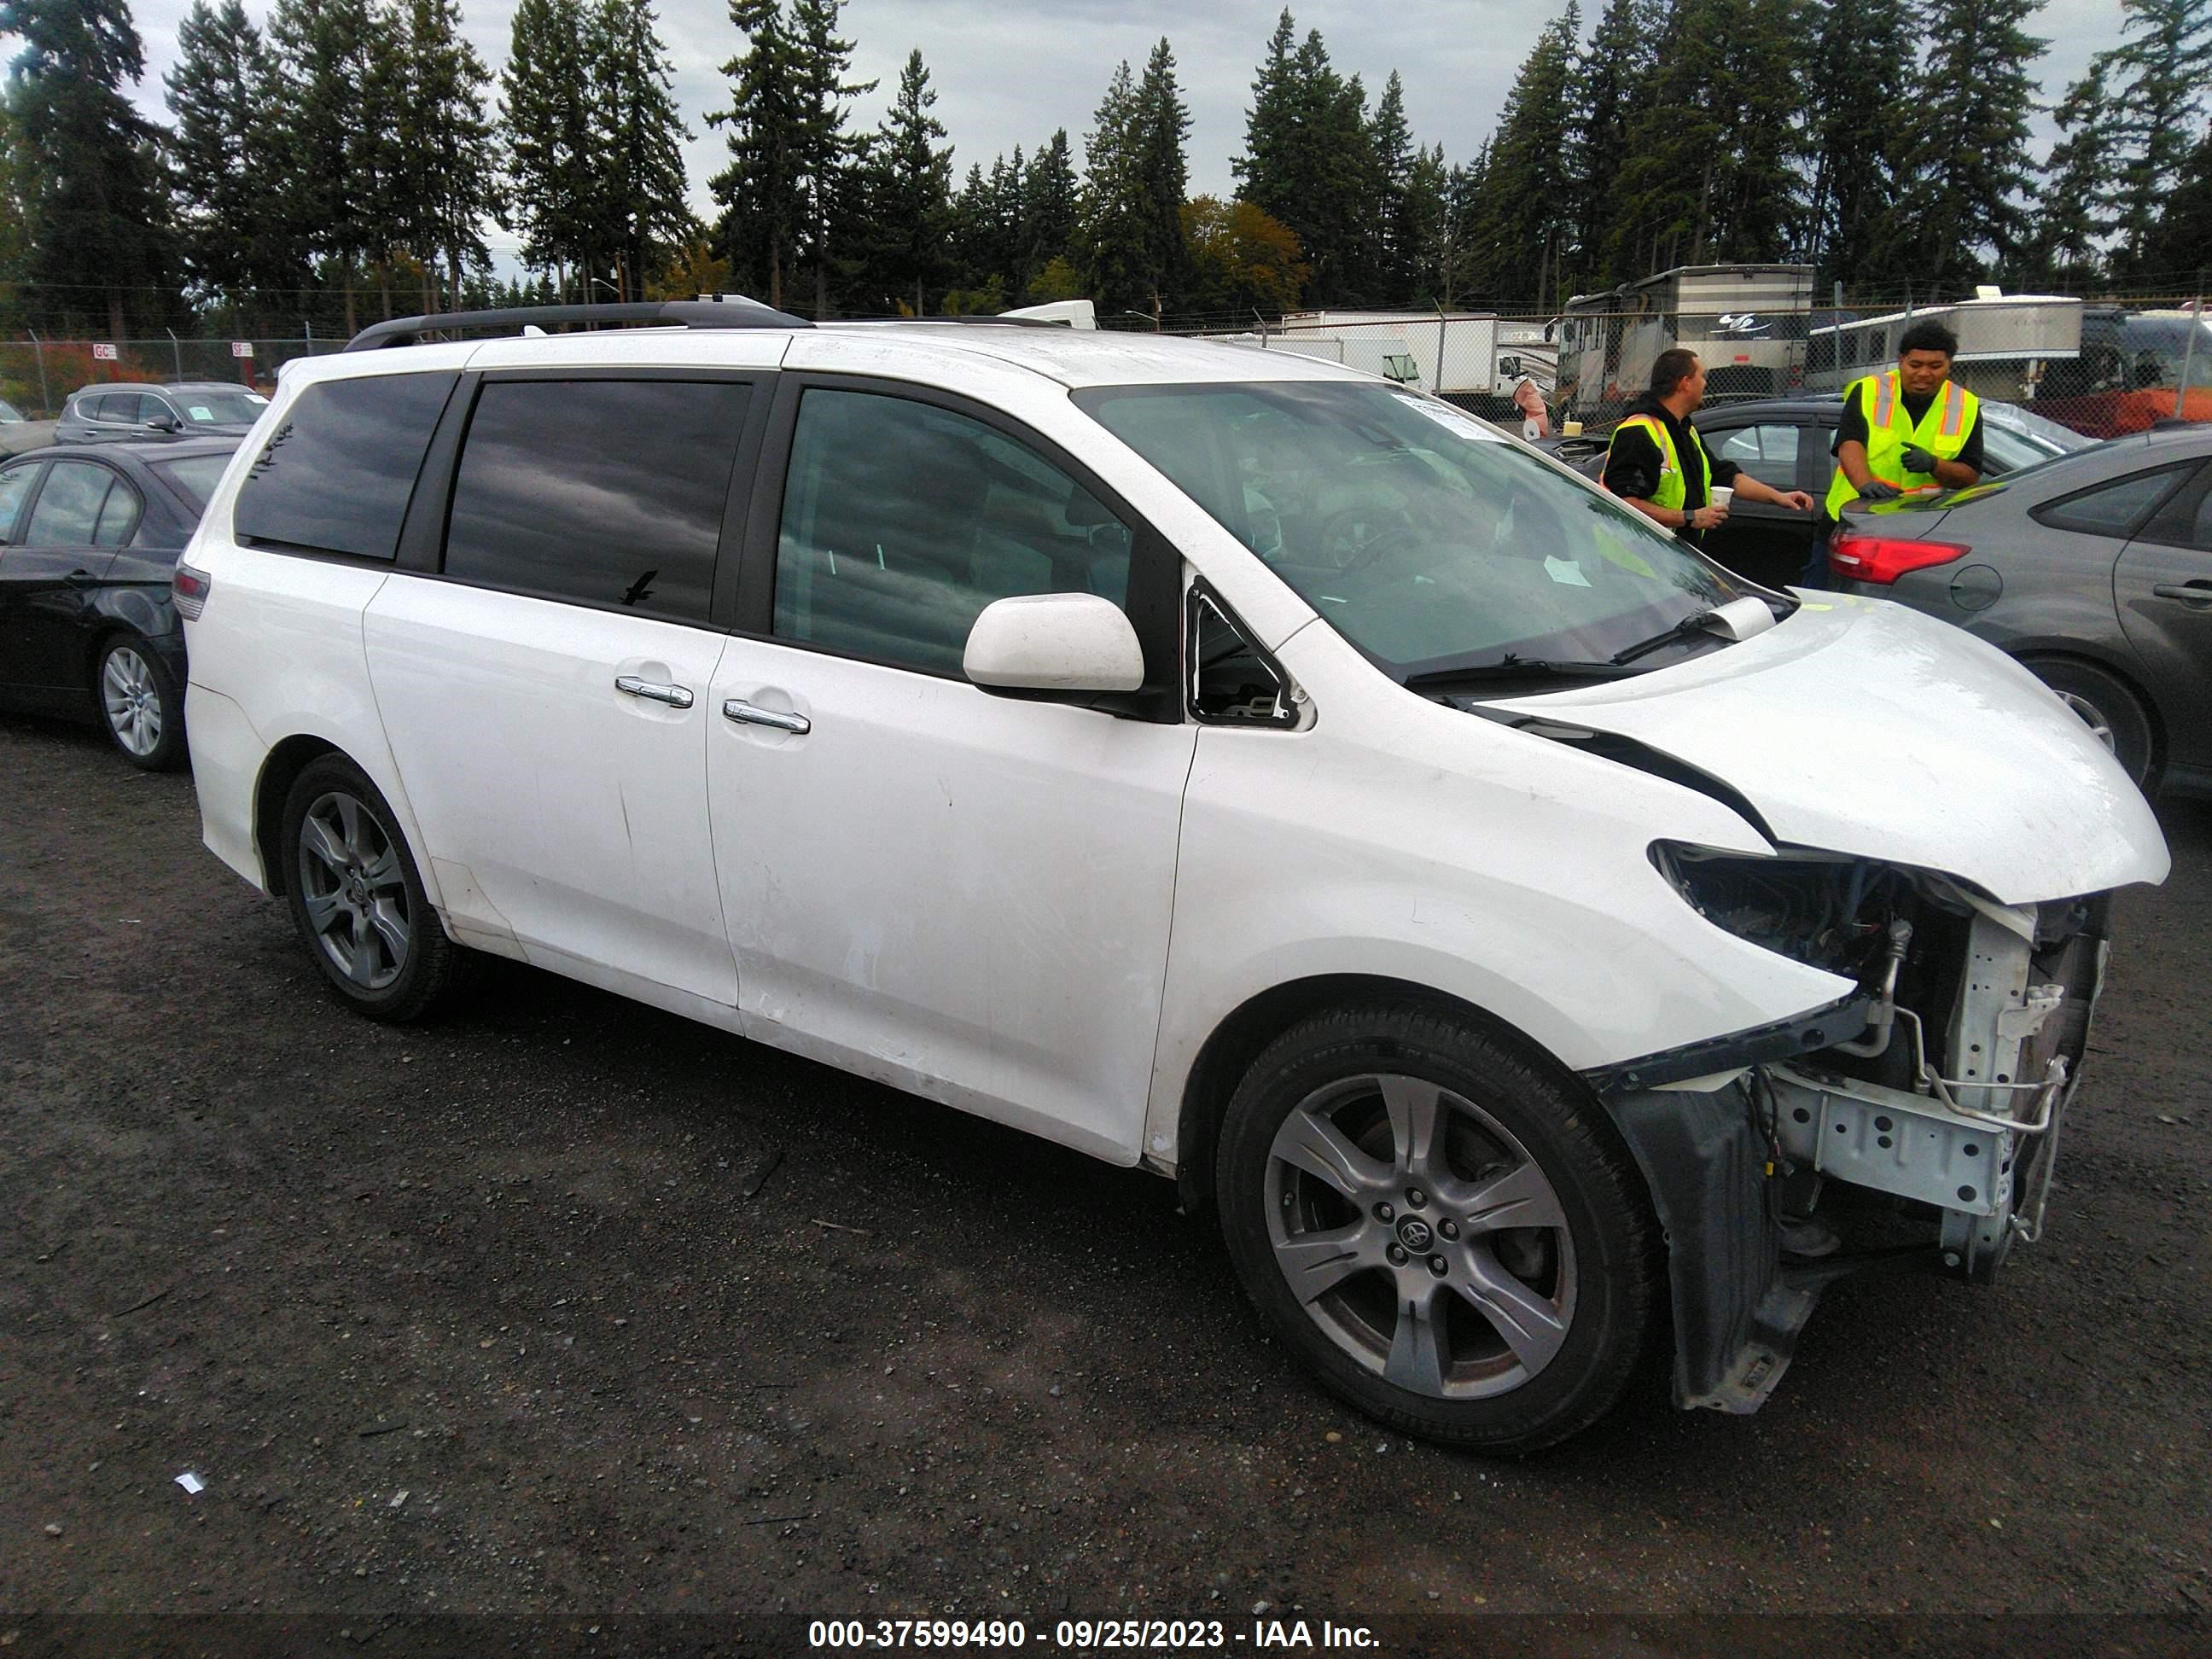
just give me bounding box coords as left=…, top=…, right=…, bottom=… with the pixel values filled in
left=1181, top=196, right=1308, bottom=317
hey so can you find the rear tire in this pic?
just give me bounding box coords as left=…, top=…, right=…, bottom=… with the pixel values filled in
left=95, top=635, right=185, bottom=771
left=2025, top=658, right=2155, bottom=787
left=278, top=754, right=478, bottom=1022
left=1215, top=1004, right=1660, bottom=1454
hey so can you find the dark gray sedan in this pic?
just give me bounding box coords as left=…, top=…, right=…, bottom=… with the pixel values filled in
left=1831, top=422, right=2212, bottom=795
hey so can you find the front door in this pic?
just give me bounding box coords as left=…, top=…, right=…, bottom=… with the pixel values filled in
left=363, top=374, right=760, bottom=1004
left=1701, top=419, right=1816, bottom=586
left=707, top=381, right=1195, bottom=1159
left=2112, top=461, right=2212, bottom=777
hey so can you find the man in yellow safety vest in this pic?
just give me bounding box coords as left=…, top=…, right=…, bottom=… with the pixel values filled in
left=1602, top=347, right=1812, bottom=547
left=1807, top=318, right=1984, bottom=585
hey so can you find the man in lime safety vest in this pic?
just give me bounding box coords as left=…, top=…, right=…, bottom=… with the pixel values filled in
left=1601, top=347, right=1812, bottom=547
left=1806, top=318, right=1984, bottom=585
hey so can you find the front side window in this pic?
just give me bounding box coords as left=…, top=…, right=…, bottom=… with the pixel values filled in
left=1079, top=381, right=1741, bottom=684
left=442, top=378, right=749, bottom=624
left=234, top=370, right=456, bottom=560
left=26, top=461, right=116, bottom=544
left=773, top=388, right=1135, bottom=676
left=1712, top=422, right=1802, bottom=475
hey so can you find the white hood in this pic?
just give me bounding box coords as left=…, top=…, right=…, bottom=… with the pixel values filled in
left=1486, top=594, right=2170, bottom=905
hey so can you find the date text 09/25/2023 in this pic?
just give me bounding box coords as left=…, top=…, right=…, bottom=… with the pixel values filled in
left=807, top=1618, right=1382, bottom=1650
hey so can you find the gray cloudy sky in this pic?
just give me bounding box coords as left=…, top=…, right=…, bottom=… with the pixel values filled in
left=106, top=0, right=2122, bottom=271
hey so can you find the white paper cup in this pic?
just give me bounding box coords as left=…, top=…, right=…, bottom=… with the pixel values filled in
left=1708, top=486, right=1733, bottom=509
left=1562, top=420, right=1584, bottom=437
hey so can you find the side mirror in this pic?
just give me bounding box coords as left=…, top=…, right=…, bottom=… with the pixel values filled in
left=143, top=417, right=181, bottom=434
left=963, top=592, right=1144, bottom=695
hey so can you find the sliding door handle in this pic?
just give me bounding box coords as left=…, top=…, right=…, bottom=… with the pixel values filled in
left=722, top=697, right=810, bottom=735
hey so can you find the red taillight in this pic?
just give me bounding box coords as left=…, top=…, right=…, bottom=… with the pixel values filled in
left=1828, top=533, right=1970, bottom=585
left=172, top=561, right=212, bottom=620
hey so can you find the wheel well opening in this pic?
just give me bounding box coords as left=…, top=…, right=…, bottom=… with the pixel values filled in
left=1173, top=975, right=1569, bottom=1217
left=253, top=736, right=340, bottom=894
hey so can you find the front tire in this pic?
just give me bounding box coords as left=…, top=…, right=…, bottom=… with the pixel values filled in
left=2026, top=657, right=2155, bottom=787
left=279, top=754, right=476, bottom=1022
left=1216, top=1004, right=1659, bottom=1454
left=96, top=634, right=184, bottom=771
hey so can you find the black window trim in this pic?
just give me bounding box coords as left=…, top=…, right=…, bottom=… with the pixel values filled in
left=1186, top=576, right=1301, bottom=730
left=396, top=364, right=771, bottom=631
left=2030, top=462, right=2197, bottom=540
left=737, top=370, right=1183, bottom=725
left=234, top=368, right=464, bottom=568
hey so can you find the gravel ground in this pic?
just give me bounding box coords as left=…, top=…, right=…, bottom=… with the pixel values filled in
left=1, top=710, right=2207, bottom=1645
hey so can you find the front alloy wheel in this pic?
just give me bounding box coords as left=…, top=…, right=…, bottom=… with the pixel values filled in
left=1267, top=1074, right=1577, bottom=1400
left=1218, top=1005, right=1659, bottom=1453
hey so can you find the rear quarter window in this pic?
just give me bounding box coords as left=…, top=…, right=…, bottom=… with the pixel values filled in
left=233, top=371, right=457, bottom=560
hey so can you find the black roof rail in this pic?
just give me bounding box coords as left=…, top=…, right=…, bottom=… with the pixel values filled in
left=344, top=296, right=813, bottom=352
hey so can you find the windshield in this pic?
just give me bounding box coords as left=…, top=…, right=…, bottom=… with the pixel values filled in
left=150, top=453, right=230, bottom=512
left=1075, top=381, right=1743, bottom=679
left=175, top=390, right=268, bottom=426
left=0, top=398, right=22, bottom=422
left=1984, top=401, right=2094, bottom=454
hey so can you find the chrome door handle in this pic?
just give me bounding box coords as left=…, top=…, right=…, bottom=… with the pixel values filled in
left=614, top=674, right=693, bottom=709
left=722, top=697, right=811, bottom=735
left=2151, top=583, right=2212, bottom=605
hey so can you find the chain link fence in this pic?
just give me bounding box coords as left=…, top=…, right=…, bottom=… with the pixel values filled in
left=0, top=335, right=342, bottom=422
left=1192, top=294, right=2210, bottom=445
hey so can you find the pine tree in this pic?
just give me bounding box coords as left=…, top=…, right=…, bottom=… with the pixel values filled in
left=267, top=0, right=390, bottom=332
left=1879, top=0, right=2046, bottom=288
left=2025, top=64, right=2121, bottom=285
left=1400, top=143, right=1451, bottom=303
left=1465, top=4, right=1579, bottom=306
left=2139, top=123, right=2212, bottom=281
left=1130, top=38, right=1192, bottom=313
left=592, top=0, right=692, bottom=300
left=166, top=0, right=298, bottom=310
left=0, top=0, right=178, bottom=338
left=398, top=0, right=498, bottom=311
left=1076, top=60, right=1146, bottom=313
left=1022, top=130, right=1079, bottom=281
left=1566, top=0, right=1656, bottom=288
left=789, top=0, right=870, bottom=316
left=1802, top=0, right=1916, bottom=284
left=1232, top=19, right=1376, bottom=304
left=709, top=0, right=806, bottom=307
left=499, top=0, right=600, bottom=286
left=865, top=48, right=952, bottom=313
left=1366, top=71, right=1414, bottom=299
left=2085, top=0, right=2212, bottom=278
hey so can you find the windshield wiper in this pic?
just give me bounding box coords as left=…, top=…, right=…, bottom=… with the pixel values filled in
left=1608, top=597, right=1784, bottom=667
left=1403, top=657, right=1639, bottom=691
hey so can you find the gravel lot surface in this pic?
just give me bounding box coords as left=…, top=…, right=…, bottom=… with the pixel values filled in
left=2, top=710, right=2208, bottom=1643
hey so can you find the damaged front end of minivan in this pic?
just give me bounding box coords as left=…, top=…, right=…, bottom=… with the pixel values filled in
left=1587, top=843, right=2112, bottom=1414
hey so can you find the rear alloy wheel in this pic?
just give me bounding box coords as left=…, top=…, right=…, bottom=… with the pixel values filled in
left=1217, top=1005, right=1659, bottom=1453
left=2026, top=658, right=2155, bottom=787
left=279, top=754, right=476, bottom=1022
left=96, top=635, right=184, bottom=771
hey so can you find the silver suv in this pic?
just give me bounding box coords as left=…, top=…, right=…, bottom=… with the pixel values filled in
left=57, top=381, right=269, bottom=445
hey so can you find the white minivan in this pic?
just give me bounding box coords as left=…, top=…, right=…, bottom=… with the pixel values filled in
left=177, top=301, right=2168, bottom=1453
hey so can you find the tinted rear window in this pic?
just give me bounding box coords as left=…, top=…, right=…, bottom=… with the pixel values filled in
left=151, top=453, right=232, bottom=513
left=441, top=377, right=749, bottom=624
left=234, top=372, right=456, bottom=559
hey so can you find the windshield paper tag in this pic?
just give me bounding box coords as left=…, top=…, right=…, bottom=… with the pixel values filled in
left=1395, top=395, right=1505, bottom=444
left=1543, top=556, right=1592, bottom=588
left=189, top=406, right=213, bottom=420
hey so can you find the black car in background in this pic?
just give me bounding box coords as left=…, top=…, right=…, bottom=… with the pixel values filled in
left=55, top=381, right=270, bottom=445
left=1550, top=397, right=2087, bottom=587
left=0, top=439, right=237, bottom=769
left=1831, top=422, right=2212, bottom=795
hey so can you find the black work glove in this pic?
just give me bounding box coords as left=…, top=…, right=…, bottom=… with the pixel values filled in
left=1855, top=478, right=1903, bottom=501
left=1901, top=444, right=1938, bottom=474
